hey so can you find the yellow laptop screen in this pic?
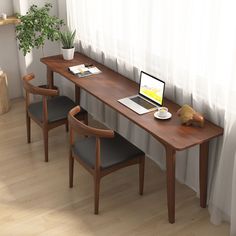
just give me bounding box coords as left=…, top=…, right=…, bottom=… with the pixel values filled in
left=139, top=71, right=165, bottom=106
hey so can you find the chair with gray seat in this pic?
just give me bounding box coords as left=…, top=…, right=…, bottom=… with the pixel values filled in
left=22, top=73, right=88, bottom=162
left=68, top=105, right=145, bottom=214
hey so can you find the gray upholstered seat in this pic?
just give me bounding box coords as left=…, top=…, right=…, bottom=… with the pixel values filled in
left=72, top=132, right=144, bottom=169
left=23, top=74, right=88, bottom=162
left=28, top=96, right=76, bottom=123
left=68, top=106, right=145, bottom=214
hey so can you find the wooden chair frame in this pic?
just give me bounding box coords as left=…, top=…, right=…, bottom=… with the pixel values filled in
left=68, top=106, right=145, bottom=214
left=22, top=74, right=88, bottom=162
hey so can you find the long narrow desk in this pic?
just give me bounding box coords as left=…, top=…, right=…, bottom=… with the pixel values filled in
left=41, top=52, right=223, bottom=223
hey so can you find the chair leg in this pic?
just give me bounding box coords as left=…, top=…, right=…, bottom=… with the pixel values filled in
left=65, top=121, right=69, bottom=132
left=43, top=128, right=49, bottom=162
left=94, top=175, right=101, bottom=214
left=139, top=156, right=145, bottom=195
left=84, top=111, right=88, bottom=125
left=26, top=113, right=31, bottom=143
left=69, top=151, right=74, bottom=188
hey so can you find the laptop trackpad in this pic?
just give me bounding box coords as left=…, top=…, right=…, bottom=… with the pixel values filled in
left=130, top=96, right=156, bottom=109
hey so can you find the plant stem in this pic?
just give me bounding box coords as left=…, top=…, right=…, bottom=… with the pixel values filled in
left=41, top=46, right=45, bottom=57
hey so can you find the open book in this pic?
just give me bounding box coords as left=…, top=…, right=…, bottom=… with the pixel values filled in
left=68, top=64, right=101, bottom=78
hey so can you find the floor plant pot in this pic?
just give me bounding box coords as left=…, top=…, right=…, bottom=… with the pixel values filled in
left=62, top=47, right=75, bottom=60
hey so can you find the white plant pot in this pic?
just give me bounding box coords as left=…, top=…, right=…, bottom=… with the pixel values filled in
left=61, top=47, right=75, bottom=60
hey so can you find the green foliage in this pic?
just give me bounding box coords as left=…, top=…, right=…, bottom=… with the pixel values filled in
left=59, top=30, right=76, bottom=49
left=15, top=3, right=64, bottom=56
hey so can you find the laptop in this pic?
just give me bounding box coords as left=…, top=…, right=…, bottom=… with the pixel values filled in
left=118, top=71, right=165, bottom=115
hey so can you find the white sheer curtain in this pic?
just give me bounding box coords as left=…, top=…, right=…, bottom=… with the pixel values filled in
left=66, top=0, right=236, bottom=234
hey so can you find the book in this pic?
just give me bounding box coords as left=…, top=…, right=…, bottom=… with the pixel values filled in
left=68, top=64, right=101, bottom=78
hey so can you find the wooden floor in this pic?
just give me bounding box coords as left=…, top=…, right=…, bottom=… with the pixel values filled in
left=0, top=99, right=229, bottom=236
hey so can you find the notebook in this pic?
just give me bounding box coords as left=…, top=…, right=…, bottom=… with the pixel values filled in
left=68, top=64, right=101, bottom=78
left=118, top=71, right=165, bottom=115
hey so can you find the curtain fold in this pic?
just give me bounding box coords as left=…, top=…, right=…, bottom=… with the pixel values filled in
left=66, top=0, right=236, bottom=234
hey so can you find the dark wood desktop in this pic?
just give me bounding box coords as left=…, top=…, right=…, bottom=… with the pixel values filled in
left=41, top=52, right=223, bottom=223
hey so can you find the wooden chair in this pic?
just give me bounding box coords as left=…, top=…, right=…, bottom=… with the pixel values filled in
left=22, top=73, right=88, bottom=162
left=68, top=106, right=145, bottom=214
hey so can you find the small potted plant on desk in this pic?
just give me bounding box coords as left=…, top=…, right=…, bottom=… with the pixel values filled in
left=59, top=29, right=76, bottom=60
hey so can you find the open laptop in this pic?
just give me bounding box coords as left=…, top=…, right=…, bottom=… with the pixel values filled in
left=118, top=71, right=165, bottom=115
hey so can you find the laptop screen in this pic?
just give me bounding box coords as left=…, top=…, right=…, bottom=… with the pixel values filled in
left=139, top=71, right=165, bottom=106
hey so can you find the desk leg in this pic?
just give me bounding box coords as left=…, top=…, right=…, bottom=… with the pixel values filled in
left=165, top=146, right=176, bottom=223
left=75, top=85, right=80, bottom=104
left=199, top=141, right=209, bottom=208
left=47, top=67, right=54, bottom=89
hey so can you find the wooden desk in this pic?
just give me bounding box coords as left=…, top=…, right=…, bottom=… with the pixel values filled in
left=41, top=52, right=223, bottom=223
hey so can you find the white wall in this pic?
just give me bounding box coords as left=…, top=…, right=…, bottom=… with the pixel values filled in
left=15, top=0, right=61, bottom=86
left=58, top=0, right=67, bottom=26
left=0, top=0, right=64, bottom=99
left=0, top=1, right=22, bottom=98
left=30, top=0, right=61, bottom=76
left=56, top=0, right=75, bottom=100
left=0, top=0, right=70, bottom=99
left=0, top=1, right=13, bottom=15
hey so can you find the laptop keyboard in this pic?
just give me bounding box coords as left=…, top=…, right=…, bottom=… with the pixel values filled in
left=130, top=96, right=156, bottom=109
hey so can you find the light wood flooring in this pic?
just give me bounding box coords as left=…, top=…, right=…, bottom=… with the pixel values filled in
left=0, top=99, right=229, bottom=236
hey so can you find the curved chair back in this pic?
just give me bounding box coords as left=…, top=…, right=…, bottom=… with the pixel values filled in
left=22, top=73, right=79, bottom=162
left=22, top=73, right=59, bottom=124
left=68, top=105, right=114, bottom=176
left=22, top=73, right=58, bottom=97
left=68, top=106, right=114, bottom=138
left=68, top=106, right=145, bottom=215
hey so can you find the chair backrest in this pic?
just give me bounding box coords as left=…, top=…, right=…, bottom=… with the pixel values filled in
left=22, top=73, right=59, bottom=124
left=68, top=106, right=114, bottom=171
left=22, top=73, right=58, bottom=96
left=68, top=106, right=114, bottom=138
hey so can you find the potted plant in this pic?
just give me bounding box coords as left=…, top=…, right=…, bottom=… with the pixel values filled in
left=15, top=3, right=64, bottom=56
left=59, top=29, right=76, bottom=60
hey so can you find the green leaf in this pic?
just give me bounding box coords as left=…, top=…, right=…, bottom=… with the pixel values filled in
left=59, top=29, right=76, bottom=49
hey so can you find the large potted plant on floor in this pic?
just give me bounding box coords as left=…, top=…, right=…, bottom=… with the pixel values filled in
left=59, top=29, right=76, bottom=60
left=15, top=3, right=64, bottom=56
